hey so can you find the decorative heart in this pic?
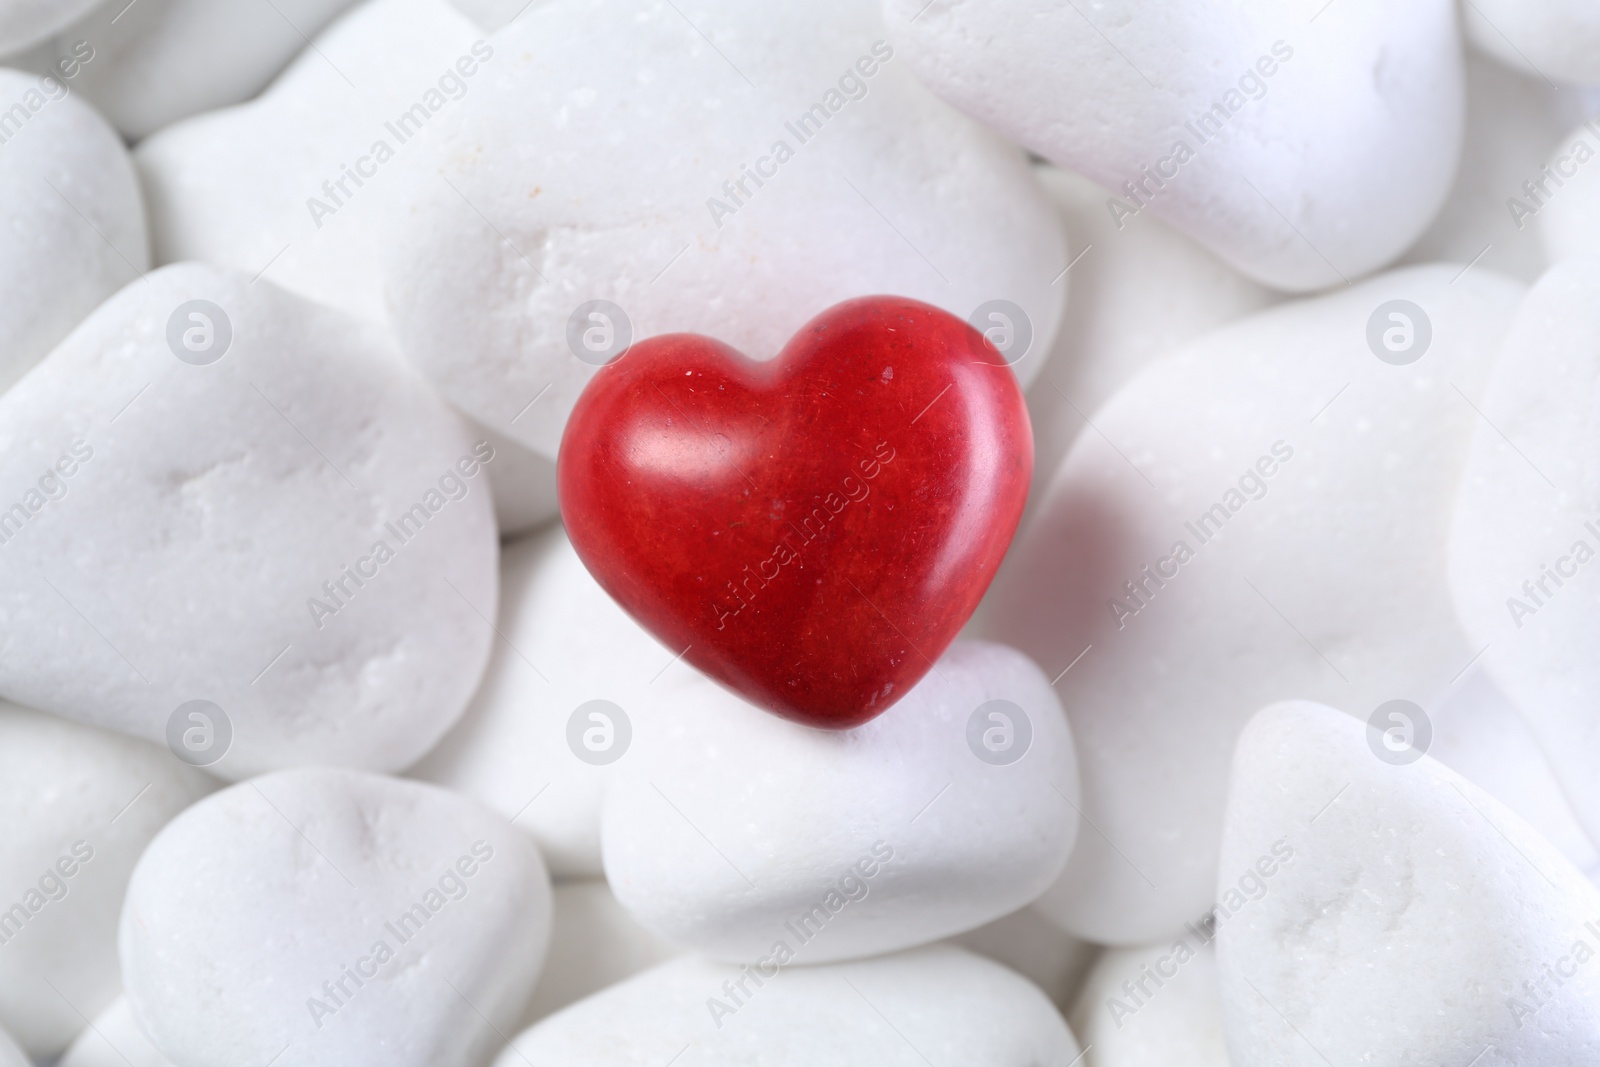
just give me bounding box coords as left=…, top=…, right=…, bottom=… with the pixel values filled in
left=557, top=295, right=1031, bottom=729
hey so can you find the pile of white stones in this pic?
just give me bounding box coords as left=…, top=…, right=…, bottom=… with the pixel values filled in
left=2, top=0, right=1600, bottom=1064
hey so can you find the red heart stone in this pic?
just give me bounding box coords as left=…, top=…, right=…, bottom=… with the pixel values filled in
left=557, top=295, right=1032, bottom=729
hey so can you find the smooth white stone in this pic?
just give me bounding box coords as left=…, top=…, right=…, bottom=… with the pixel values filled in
left=120, top=768, right=552, bottom=1067
left=1217, top=700, right=1600, bottom=1065
left=602, top=640, right=1078, bottom=963
left=882, top=0, right=1464, bottom=291
left=55, top=0, right=358, bottom=140
left=0, top=701, right=213, bottom=1058
left=0, top=65, right=147, bottom=395
left=1464, top=0, right=1600, bottom=86
left=948, top=903, right=1099, bottom=1011
left=1069, top=938, right=1229, bottom=1067
left=1534, top=115, right=1600, bottom=266
left=1430, top=667, right=1600, bottom=882
left=446, top=0, right=521, bottom=31
left=0, top=1024, right=24, bottom=1067
left=1025, top=164, right=1275, bottom=509
left=411, top=524, right=688, bottom=878
left=0, top=0, right=101, bottom=55
left=517, top=880, right=682, bottom=1026
left=986, top=264, right=1525, bottom=943
left=1449, top=255, right=1600, bottom=851
left=0, top=262, right=497, bottom=778
left=497, top=946, right=1081, bottom=1066
left=471, top=418, right=558, bottom=537
left=59, top=997, right=175, bottom=1067
left=1402, top=53, right=1596, bottom=283
left=134, top=0, right=488, bottom=328
left=384, top=0, right=1066, bottom=463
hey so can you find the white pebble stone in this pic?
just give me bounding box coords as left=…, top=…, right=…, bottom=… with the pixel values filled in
left=1217, top=700, right=1600, bottom=1065
left=947, top=903, right=1099, bottom=1011
left=1068, top=939, right=1228, bottom=1067
left=497, top=945, right=1080, bottom=1066
left=1534, top=116, right=1600, bottom=266
left=471, top=419, right=558, bottom=537
left=136, top=0, right=570, bottom=536
left=384, top=0, right=1065, bottom=463
left=1449, top=256, right=1600, bottom=850
left=518, top=880, right=682, bottom=1026
left=882, top=0, right=1464, bottom=291
left=1464, top=0, right=1600, bottom=86
left=0, top=262, right=497, bottom=778
left=412, top=524, right=688, bottom=877
left=134, top=0, right=484, bottom=328
left=1025, top=164, right=1275, bottom=507
left=121, top=768, right=552, bottom=1067
left=1429, top=668, right=1600, bottom=882
left=55, top=0, right=358, bottom=140
left=0, top=1025, right=24, bottom=1067
left=445, top=0, right=521, bottom=31
left=0, top=0, right=101, bottom=55
left=1402, top=53, right=1597, bottom=283
left=602, top=640, right=1078, bottom=964
left=986, top=264, right=1525, bottom=943
left=0, top=702, right=212, bottom=1058
left=59, top=997, right=174, bottom=1067
left=0, top=66, right=147, bottom=395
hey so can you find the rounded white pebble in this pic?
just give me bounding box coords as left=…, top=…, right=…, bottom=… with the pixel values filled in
left=471, top=419, right=558, bottom=536
left=1429, top=669, right=1600, bottom=881
left=134, top=0, right=485, bottom=329
left=0, top=0, right=102, bottom=55
left=1534, top=117, right=1600, bottom=266
left=412, top=524, right=688, bottom=877
left=1449, top=256, right=1600, bottom=849
left=0, top=66, right=147, bottom=395
left=986, top=264, right=1525, bottom=943
left=55, top=0, right=358, bottom=140
left=1025, top=164, right=1275, bottom=506
left=384, top=0, right=1066, bottom=463
left=882, top=0, right=1463, bottom=291
left=517, top=880, right=682, bottom=1026
left=602, top=640, right=1078, bottom=964
left=120, top=768, right=552, bottom=1067
left=0, top=1024, right=24, bottom=1067
left=59, top=997, right=174, bottom=1067
left=498, top=945, right=1080, bottom=1065
left=1464, top=0, right=1600, bottom=86
left=1401, top=53, right=1597, bottom=283
left=1069, top=938, right=1228, bottom=1067
left=0, top=702, right=213, bottom=1059
left=0, top=262, right=497, bottom=778
left=1217, top=700, right=1600, bottom=1065
left=948, top=904, right=1099, bottom=1011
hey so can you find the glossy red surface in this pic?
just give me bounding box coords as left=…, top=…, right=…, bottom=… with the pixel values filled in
left=557, top=295, right=1033, bottom=729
